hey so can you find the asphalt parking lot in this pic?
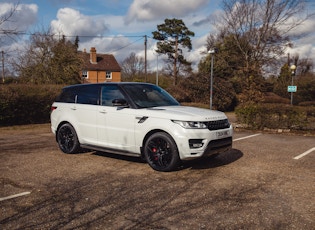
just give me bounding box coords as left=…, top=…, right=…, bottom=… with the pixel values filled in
left=0, top=124, right=314, bottom=229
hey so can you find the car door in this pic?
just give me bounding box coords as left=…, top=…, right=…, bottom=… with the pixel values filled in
left=74, top=85, right=100, bottom=145
left=97, top=85, right=137, bottom=153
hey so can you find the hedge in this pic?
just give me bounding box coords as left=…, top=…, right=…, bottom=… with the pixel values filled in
left=0, top=84, right=63, bottom=126
left=235, top=103, right=315, bottom=131
left=2, top=84, right=315, bottom=132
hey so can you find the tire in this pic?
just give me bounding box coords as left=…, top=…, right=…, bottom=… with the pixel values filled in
left=144, top=132, right=180, bottom=172
left=56, top=123, right=80, bottom=154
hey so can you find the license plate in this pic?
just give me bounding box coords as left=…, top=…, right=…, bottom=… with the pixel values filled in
left=216, top=130, right=230, bottom=138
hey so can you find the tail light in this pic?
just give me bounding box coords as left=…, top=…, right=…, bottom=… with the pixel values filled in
left=51, top=106, right=57, bottom=112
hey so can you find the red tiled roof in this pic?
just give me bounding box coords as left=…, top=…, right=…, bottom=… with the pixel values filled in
left=80, top=51, right=121, bottom=72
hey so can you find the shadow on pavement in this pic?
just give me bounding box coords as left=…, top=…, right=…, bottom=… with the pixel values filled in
left=92, top=148, right=243, bottom=171
left=183, top=148, right=243, bottom=170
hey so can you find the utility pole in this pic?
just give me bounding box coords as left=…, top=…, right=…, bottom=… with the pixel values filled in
left=1, top=51, right=4, bottom=83
left=144, top=35, right=147, bottom=82
left=174, top=36, right=178, bottom=86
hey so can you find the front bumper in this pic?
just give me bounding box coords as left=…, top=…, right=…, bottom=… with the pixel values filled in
left=173, top=125, right=233, bottom=160
left=202, top=137, right=232, bottom=156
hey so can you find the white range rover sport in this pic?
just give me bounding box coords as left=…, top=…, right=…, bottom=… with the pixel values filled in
left=51, top=82, right=233, bottom=172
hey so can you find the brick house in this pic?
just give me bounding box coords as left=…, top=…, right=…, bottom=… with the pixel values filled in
left=81, top=47, right=121, bottom=83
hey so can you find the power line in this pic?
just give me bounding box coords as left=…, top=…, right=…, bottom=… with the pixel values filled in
left=110, top=37, right=144, bottom=53
left=6, top=32, right=146, bottom=39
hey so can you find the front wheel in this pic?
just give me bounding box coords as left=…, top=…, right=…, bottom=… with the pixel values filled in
left=56, top=123, right=80, bottom=154
left=144, top=132, right=180, bottom=172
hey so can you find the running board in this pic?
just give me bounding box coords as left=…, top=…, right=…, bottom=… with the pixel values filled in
left=81, top=144, right=141, bottom=158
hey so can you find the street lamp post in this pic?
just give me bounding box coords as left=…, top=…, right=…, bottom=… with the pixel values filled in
left=156, top=54, right=159, bottom=86
left=208, top=49, right=216, bottom=110
left=290, top=64, right=296, bottom=105
left=153, top=44, right=160, bottom=86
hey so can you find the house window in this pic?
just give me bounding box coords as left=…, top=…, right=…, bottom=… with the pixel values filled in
left=106, top=71, right=112, bottom=79
left=82, top=70, right=88, bottom=79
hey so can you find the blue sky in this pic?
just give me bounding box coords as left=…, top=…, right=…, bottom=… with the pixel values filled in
left=1, top=0, right=315, bottom=72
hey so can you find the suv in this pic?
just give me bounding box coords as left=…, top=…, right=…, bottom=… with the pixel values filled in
left=51, top=83, right=233, bottom=172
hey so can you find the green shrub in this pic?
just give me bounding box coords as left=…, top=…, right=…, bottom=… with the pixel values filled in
left=299, top=101, right=315, bottom=107
left=263, top=92, right=290, bottom=104
left=0, top=84, right=63, bottom=126
left=235, top=103, right=261, bottom=129
left=235, top=103, right=315, bottom=131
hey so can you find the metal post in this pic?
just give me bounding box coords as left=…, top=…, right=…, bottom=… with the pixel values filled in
left=1, top=51, right=4, bottom=83
left=291, top=72, right=293, bottom=105
left=208, top=48, right=217, bottom=110
left=290, top=64, right=296, bottom=106
left=144, top=35, right=147, bottom=82
left=156, top=54, right=159, bottom=86
left=210, top=54, right=214, bottom=110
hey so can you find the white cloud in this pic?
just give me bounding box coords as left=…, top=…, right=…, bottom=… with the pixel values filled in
left=124, top=0, right=209, bottom=24
left=104, top=14, right=154, bottom=35
left=78, top=35, right=145, bottom=63
left=295, top=17, right=315, bottom=35
left=186, top=34, right=209, bottom=70
left=284, top=16, right=315, bottom=62
left=0, top=3, right=38, bottom=32
left=50, top=8, right=109, bottom=36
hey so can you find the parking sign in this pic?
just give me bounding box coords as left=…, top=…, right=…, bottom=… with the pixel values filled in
left=288, top=86, right=297, bottom=92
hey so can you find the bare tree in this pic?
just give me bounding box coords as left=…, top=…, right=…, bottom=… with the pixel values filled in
left=217, top=0, right=312, bottom=70
left=0, top=2, right=21, bottom=38
left=0, top=2, right=20, bottom=82
left=120, top=52, right=145, bottom=81
left=207, top=0, right=313, bottom=103
left=14, top=30, right=82, bottom=84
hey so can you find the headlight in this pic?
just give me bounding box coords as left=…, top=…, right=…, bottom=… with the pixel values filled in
left=172, top=120, right=208, bottom=129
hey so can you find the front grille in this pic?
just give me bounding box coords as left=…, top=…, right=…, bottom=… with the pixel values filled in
left=208, top=119, right=230, bottom=131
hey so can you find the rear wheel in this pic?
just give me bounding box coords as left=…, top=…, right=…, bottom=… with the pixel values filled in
left=57, top=123, right=80, bottom=154
left=144, top=132, right=180, bottom=172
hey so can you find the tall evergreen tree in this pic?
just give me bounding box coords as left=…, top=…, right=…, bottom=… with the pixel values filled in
left=152, top=18, right=194, bottom=85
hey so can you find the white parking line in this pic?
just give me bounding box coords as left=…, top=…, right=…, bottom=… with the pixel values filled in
left=233, top=133, right=261, bottom=142
left=293, top=147, right=315, bottom=160
left=0, top=191, right=31, bottom=202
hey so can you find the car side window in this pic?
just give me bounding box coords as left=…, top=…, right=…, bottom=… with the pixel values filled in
left=76, top=85, right=99, bottom=105
left=101, top=85, right=125, bottom=106
left=56, top=87, right=77, bottom=103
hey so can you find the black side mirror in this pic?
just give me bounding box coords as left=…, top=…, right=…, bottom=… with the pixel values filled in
left=112, top=98, right=128, bottom=107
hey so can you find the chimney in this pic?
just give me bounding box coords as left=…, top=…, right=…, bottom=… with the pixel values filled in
left=90, top=47, right=97, bottom=64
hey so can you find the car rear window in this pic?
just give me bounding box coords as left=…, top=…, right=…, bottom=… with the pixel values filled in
left=55, top=87, right=77, bottom=103
left=56, top=85, right=100, bottom=105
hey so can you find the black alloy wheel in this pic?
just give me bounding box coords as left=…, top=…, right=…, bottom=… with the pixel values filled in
left=57, top=123, right=80, bottom=154
left=144, top=132, right=180, bottom=172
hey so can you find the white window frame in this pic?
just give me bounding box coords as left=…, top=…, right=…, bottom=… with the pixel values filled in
left=106, top=71, right=112, bottom=79
left=82, top=70, right=88, bottom=79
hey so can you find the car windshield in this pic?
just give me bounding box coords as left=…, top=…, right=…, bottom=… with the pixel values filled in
left=122, top=84, right=180, bottom=108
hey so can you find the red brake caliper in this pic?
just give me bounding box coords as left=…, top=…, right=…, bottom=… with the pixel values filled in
left=152, top=147, right=158, bottom=161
